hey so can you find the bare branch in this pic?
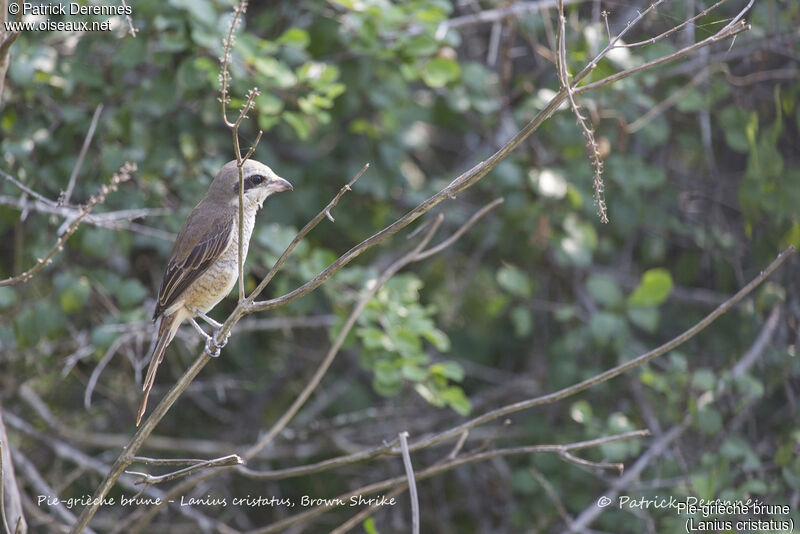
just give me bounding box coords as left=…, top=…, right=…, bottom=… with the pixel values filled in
left=0, top=168, right=57, bottom=206
left=63, top=103, right=104, bottom=204
left=557, top=0, right=606, bottom=222
left=0, top=162, right=136, bottom=287
left=219, top=1, right=247, bottom=128
left=431, top=0, right=583, bottom=39
left=125, top=454, right=243, bottom=486
left=398, top=432, right=420, bottom=534
left=617, top=0, right=733, bottom=48
left=119, top=0, right=137, bottom=37
left=559, top=450, right=623, bottom=473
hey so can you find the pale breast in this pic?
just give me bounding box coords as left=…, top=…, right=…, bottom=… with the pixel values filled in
left=182, top=210, right=258, bottom=314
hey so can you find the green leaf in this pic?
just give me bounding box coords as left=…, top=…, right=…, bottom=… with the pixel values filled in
left=496, top=265, right=532, bottom=298
left=256, top=93, right=284, bottom=116
left=589, top=312, right=628, bottom=345
left=253, top=57, right=297, bottom=88
left=570, top=400, right=593, bottom=424
left=115, top=279, right=148, bottom=308
left=277, top=28, right=310, bottom=49
left=420, top=58, right=461, bottom=88
left=401, top=364, right=428, bottom=381
left=423, top=328, right=450, bottom=351
left=739, top=479, right=768, bottom=495
left=695, top=407, right=722, bottom=435
left=441, top=386, right=471, bottom=415
left=283, top=112, right=311, bottom=140
left=56, top=273, right=91, bottom=313
left=627, top=268, right=673, bottom=307
left=719, top=106, right=751, bottom=153
left=691, top=368, right=716, bottom=392
left=430, top=361, right=464, bottom=381
left=510, top=306, right=532, bottom=337
left=675, top=88, right=705, bottom=112
left=692, top=473, right=716, bottom=499
left=626, top=306, right=659, bottom=333
left=586, top=274, right=623, bottom=308
left=775, top=443, right=794, bottom=467
left=362, top=517, right=380, bottom=534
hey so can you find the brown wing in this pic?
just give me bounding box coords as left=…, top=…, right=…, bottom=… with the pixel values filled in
left=153, top=208, right=233, bottom=319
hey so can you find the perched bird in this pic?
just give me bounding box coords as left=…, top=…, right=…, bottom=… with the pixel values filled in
left=137, top=159, right=293, bottom=425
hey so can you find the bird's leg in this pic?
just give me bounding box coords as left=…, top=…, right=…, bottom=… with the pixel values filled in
left=188, top=310, right=228, bottom=358
left=195, top=311, right=223, bottom=330
left=187, top=316, right=222, bottom=358
left=188, top=317, right=210, bottom=338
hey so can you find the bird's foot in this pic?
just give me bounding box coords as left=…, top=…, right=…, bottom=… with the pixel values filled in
left=204, top=336, right=221, bottom=358
left=204, top=329, right=230, bottom=358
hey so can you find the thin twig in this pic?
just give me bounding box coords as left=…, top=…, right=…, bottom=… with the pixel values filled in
left=448, top=431, right=469, bottom=460
left=125, top=455, right=242, bottom=486
left=63, top=103, right=104, bottom=204
left=119, top=0, right=137, bottom=37
left=574, top=21, right=751, bottom=96
left=219, top=1, right=247, bottom=128
left=617, top=0, right=732, bottom=48
left=0, top=162, right=136, bottom=287
left=559, top=450, right=623, bottom=473
left=84, top=334, right=129, bottom=408
left=557, top=0, right=606, bottom=222
left=0, top=168, right=57, bottom=206
left=398, top=432, right=420, bottom=534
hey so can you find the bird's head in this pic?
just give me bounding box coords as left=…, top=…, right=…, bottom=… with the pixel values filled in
left=210, top=159, right=293, bottom=209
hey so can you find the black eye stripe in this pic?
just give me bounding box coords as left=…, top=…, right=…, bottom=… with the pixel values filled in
left=234, top=174, right=268, bottom=192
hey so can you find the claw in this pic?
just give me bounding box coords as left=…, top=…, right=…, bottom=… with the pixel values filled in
left=204, top=336, right=222, bottom=358
left=204, top=329, right=230, bottom=358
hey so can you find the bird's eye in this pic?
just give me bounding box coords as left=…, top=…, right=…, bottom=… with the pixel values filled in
left=250, top=174, right=265, bottom=185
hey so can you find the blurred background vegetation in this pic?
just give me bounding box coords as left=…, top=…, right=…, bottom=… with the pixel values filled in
left=1, top=0, right=799, bottom=532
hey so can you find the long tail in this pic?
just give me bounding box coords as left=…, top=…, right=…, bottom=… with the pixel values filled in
left=137, top=312, right=181, bottom=426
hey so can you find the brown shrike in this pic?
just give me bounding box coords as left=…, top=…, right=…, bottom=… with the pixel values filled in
left=137, top=159, right=293, bottom=425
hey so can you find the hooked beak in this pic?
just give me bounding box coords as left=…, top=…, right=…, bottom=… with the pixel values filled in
left=269, top=176, right=293, bottom=193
